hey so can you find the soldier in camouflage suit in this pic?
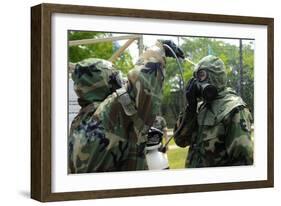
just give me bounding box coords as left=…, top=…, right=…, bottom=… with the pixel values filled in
left=69, top=40, right=184, bottom=173
left=68, top=58, right=124, bottom=172
left=174, top=55, right=253, bottom=168
left=69, top=58, right=124, bottom=130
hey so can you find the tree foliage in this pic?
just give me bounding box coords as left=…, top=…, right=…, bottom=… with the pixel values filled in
left=68, top=31, right=134, bottom=73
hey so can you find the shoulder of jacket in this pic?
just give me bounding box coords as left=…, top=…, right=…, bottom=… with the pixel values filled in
left=218, top=91, right=247, bottom=120
left=198, top=91, right=246, bottom=126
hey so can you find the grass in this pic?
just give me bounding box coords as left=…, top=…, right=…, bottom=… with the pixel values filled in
left=165, top=136, right=189, bottom=169
left=167, top=146, right=188, bottom=169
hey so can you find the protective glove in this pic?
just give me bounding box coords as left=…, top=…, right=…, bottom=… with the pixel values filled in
left=159, top=40, right=185, bottom=59
left=185, top=78, right=198, bottom=113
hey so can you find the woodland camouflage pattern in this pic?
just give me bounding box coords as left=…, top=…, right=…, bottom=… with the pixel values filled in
left=174, top=55, right=253, bottom=168
left=69, top=42, right=166, bottom=173
left=194, top=55, right=227, bottom=90
left=72, top=58, right=123, bottom=107
left=69, top=58, right=123, bottom=136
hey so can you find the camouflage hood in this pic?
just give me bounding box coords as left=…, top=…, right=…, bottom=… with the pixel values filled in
left=194, top=55, right=227, bottom=91
left=72, top=58, right=123, bottom=107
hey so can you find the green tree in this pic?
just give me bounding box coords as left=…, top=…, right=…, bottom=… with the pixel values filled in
left=68, top=31, right=134, bottom=74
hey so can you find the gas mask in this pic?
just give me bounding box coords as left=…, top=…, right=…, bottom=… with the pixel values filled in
left=186, top=55, right=227, bottom=104
left=193, top=69, right=218, bottom=102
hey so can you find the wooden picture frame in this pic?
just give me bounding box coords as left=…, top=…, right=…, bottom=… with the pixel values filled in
left=31, top=3, right=274, bottom=202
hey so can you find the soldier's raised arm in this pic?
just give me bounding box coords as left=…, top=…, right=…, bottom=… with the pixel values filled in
left=173, top=108, right=198, bottom=147
left=173, top=78, right=199, bottom=147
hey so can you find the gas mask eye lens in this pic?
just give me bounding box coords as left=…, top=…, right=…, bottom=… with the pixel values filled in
left=197, top=69, right=208, bottom=82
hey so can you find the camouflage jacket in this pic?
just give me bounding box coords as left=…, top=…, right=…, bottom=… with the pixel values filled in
left=174, top=88, right=253, bottom=168
left=69, top=92, right=150, bottom=173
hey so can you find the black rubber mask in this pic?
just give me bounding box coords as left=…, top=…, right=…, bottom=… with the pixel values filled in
left=194, top=69, right=218, bottom=102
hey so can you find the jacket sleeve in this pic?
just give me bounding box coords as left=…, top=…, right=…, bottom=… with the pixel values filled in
left=224, top=106, right=253, bottom=165
left=173, top=106, right=198, bottom=147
